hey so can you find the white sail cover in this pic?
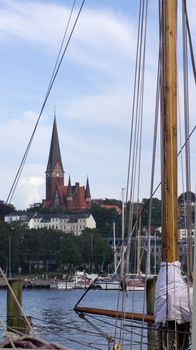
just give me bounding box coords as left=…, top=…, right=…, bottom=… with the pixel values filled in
left=154, top=261, right=192, bottom=325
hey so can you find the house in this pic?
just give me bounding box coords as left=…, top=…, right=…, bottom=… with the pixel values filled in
left=4, top=211, right=96, bottom=236
left=4, top=211, right=36, bottom=225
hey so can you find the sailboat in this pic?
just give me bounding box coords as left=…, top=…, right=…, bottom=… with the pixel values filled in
left=74, top=0, right=194, bottom=349
left=0, top=0, right=195, bottom=349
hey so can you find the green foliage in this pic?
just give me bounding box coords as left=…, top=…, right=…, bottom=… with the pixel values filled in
left=103, top=198, right=122, bottom=207
left=0, top=201, right=15, bottom=221
left=0, top=222, right=112, bottom=274
left=141, top=198, right=161, bottom=226
left=78, top=230, right=112, bottom=272
left=0, top=197, right=162, bottom=275
left=90, top=204, right=121, bottom=237
left=59, top=234, right=82, bottom=267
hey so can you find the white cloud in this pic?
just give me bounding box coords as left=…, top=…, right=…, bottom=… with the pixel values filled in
left=0, top=0, right=195, bottom=210
left=0, top=1, right=136, bottom=55
left=0, top=1, right=65, bottom=45
left=14, top=175, right=45, bottom=209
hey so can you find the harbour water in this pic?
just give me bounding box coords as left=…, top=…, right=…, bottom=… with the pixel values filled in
left=0, top=289, right=146, bottom=349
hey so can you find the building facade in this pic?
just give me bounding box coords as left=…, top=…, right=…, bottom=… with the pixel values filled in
left=4, top=211, right=96, bottom=236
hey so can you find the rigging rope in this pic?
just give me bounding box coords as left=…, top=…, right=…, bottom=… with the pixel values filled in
left=0, top=267, right=35, bottom=337
left=184, top=0, right=196, bottom=85
left=6, top=0, right=86, bottom=205
left=182, top=0, right=193, bottom=331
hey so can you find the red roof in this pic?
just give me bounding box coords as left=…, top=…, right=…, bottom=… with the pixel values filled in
left=100, top=204, right=122, bottom=213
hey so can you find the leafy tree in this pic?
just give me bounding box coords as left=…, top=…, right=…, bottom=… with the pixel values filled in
left=78, top=230, right=112, bottom=273
left=0, top=222, right=11, bottom=271
left=0, top=201, right=15, bottom=221
left=90, top=204, right=122, bottom=237
left=58, top=234, right=82, bottom=270
left=141, top=198, right=161, bottom=226
left=103, top=198, right=122, bottom=207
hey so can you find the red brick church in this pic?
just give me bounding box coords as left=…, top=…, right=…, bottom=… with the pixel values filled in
left=42, top=117, right=91, bottom=211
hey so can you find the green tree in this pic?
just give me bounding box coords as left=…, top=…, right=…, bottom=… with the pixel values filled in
left=78, top=230, right=112, bottom=273
left=141, top=198, right=161, bottom=226
left=90, top=204, right=122, bottom=237
left=58, top=234, right=82, bottom=271
left=0, top=201, right=15, bottom=221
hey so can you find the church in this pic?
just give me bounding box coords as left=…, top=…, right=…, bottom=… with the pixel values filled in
left=42, top=116, right=91, bottom=211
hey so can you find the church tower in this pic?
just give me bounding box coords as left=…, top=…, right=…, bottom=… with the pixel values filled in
left=43, top=115, right=92, bottom=211
left=45, top=115, right=64, bottom=207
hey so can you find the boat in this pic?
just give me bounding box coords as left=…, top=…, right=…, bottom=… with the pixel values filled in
left=90, top=274, right=145, bottom=291
left=74, top=1, right=194, bottom=349
left=0, top=1, right=195, bottom=349
left=54, top=271, right=94, bottom=290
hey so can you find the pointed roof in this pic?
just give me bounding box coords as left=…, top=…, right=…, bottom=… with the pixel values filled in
left=67, top=176, right=72, bottom=198
left=85, top=177, right=91, bottom=198
left=46, top=116, right=64, bottom=172
left=74, top=185, right=88, bottom=209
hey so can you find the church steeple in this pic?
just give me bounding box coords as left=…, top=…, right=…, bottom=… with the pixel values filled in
left=46, top=114, right=64, bottom=173
left=85, top=177, right=91, bottom=209
left=46, top=115, right=64, bottom=202
left=66, top=176, right=73, bottom=209
left=67, top=176, right=72, bottom=198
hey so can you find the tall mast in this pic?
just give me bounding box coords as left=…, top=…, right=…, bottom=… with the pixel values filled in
left=113, top=221, right=117, bottom=273
left=161, top=0, right=178, bottom=262
left=120, top=188, right=125, bottom=277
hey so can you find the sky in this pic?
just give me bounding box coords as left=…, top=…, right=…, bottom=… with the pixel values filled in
left=0, top=0, right=195, bottom=210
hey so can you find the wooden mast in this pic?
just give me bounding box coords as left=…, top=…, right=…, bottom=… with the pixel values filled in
left=75, top=2, right=180, bottom=342
left=161, top=0, right=178, bottom=262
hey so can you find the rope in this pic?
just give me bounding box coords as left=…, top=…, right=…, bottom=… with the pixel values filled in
left=184, top=0, right=196, bottom=84
left=0, top=319, right=16, bottom=348
left=182, top=0, right=192, bottom=279
left=0, top=267, right=36, bottom=337
left=182, top=0, right=193, bottom=330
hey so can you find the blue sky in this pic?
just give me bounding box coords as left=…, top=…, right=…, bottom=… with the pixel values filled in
left=0, top=0, right=195, bottom=209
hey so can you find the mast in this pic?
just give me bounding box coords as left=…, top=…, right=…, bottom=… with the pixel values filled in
left=137, top=214, right=141, bottom=277
left=161, top=0, right=178, bottom=262
left=120, top=188, right=125, bottom=277
left=113, top=221, right=117, bottom=273
left=154, top=3, right=191, bottom=348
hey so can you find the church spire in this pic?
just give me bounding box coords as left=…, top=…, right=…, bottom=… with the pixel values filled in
left=85, top=177, right=91, bottom=199
left=67, top=175, right=72, bottom=198
left=46, top=114, right=64, bottom=173
left=45, top=114, right=64, bottom=202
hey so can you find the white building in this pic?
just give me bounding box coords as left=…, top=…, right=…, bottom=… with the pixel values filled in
left=4, top=212, right=96, bottom=236
left=178, top=225, right=195, bottom=240
left=4, top=211, right=35, bottom=225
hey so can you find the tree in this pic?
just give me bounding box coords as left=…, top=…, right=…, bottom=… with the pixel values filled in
left=141, top=198, right=161, bottom=226
left=58, top=234, right=82, bottom=272
left=90, top=204, right=122, bottom=237
left=78, top=230, right=112, bottom=273
left=0, top=201, right=15, bottom=221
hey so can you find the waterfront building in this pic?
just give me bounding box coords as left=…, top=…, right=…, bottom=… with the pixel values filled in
left=4, top=211, right=96, bottom=236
